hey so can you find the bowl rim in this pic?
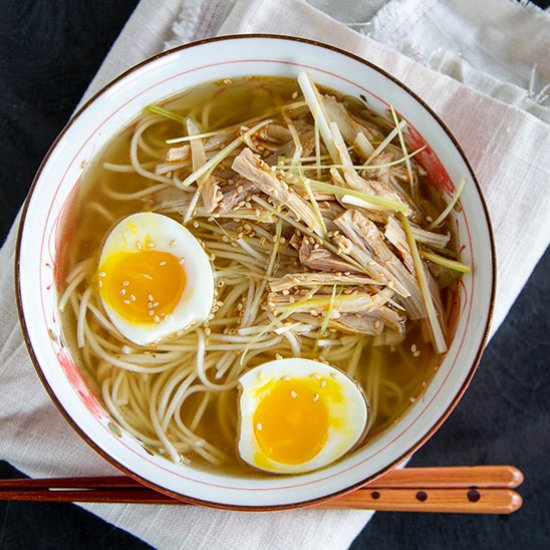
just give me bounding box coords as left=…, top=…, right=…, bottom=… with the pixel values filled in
left=15, top=33, right=497, bottom=511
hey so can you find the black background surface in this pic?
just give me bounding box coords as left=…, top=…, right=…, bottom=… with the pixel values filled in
left=0, top=1, right=549, bottom=548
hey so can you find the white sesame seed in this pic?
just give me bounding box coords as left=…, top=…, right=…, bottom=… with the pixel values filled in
left=311, top=374, right=321, bottom=380
left=159, top=260, right=167, bottom=266
left=320, top=380, right=327, bottom=388
left=98, top=272, right=106, bottom=278
left=123, top=300, right=131, bottom=305
left=98, top=281, right=103, bottom=288
left=256, top=423, right=263, bottom=431
left=153, top=315, right=160, bottom=323
left=120, top=289, right=126, bottom=296
left=290, top=390, right=297, bottom=399
left=313, top=394, right=319, bottom=402
left=148, top=294, right=154, bottom=302
left=413, top=350, right=421, bottom=358
left=130, top=294, right=136, bottom=302
left=275, top=353, right=283, bottom=360
left=153, top=301, right=159, bottom=307
left=179, top=258, right=186, bottom=264
left=257, top=371, right=264, bottom=381
left=147, top=302, right=154, bottom=309
left=148, top=310, right=154, bottom=317
left=136, top=241, right=142, bottom=250
left=147, top=241, right=155, bottom=248
left=281, top=376, right=291, bottom=381
left=194, top=439, right=205, bottom=448
left=411, top=344, right=417, bottom=353
left=169, top=239, right=176, bottom=246
left=160, top=313, right=166, bottom=318
left=122, top=281, right=129, bottom=286
left=121, top=345, right=132, bottom=354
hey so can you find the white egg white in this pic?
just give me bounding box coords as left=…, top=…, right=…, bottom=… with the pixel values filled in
left=238, top=358, right=369, bottom=474
left=98, top=212, right=214, bottom=345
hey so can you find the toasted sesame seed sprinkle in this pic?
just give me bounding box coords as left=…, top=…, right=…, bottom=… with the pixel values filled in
left=148, top=310, right=154, bottom=316
left=153, top=315, right=160, bottom=323
left=130, top=294, right=136, bottom=302
left=120, top=289, right=127, bottom=297
left=180, top=258, right=186, bottom=264
left=413, top=350, right=421, bottom=358
left=123, top=300, right=131, bottom=305
left=320, top=380, right=327, bottom=388
left=159, top=260, right=167, bottom=266
left=256, top=423, right=263, bottom=431
left=122, top=281, right=130, bottom=286
left=411, top=344, right=417, bottom=353
left=148, top=294, right=154, bottom=302
left=147, top=302, right=154, bottom=309
left=169, top=239, right=176, bottom=246
left=290, top=390, right=297, bottom=399
left=98, top=272, right=106, bottom=278
left=313, top=393, right=319, bottom=402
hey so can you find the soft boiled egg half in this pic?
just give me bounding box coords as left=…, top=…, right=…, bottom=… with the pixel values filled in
left=97, top=212, right=214, bottom=345
left=238, top=358, right=369, bottom=474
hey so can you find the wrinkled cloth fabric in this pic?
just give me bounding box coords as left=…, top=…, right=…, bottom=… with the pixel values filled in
left=1, top=0, right=549, bottom=548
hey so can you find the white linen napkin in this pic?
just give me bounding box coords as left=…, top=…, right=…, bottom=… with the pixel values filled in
left=1, top=1, right=549, bottom=548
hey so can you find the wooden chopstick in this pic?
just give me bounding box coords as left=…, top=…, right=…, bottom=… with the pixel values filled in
left=0, top=465, right=524, bottom=514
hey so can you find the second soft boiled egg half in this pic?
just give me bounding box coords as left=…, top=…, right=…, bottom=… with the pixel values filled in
left=97, top=212, right=214, bottom=345
left=238, top=358, right=369, bottom=474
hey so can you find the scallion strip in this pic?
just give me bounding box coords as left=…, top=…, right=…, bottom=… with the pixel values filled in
left=296, top=178, right=409, bottom=213
left=428, top=177, right=467, bottom=229
left=145, top=105, right=186, bottom=125
left=400, top=213, right=447, bottom=353
left=421, top=250, right=471, bottom=273
left=178, top=119, right=272, bottom=187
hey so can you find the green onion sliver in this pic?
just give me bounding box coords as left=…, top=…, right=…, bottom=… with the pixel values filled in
left=428, top=177, right=467, bottom=229
left=400, top=213, right=447, bottom=353
left=421, top=251, right=471, bottom=273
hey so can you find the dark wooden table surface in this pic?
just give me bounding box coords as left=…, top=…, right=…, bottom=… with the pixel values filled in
left=0, top=1, right=548, bottom=548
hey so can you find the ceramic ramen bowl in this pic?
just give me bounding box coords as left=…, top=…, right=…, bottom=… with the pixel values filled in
left=16, top=35, right=495, bottom=510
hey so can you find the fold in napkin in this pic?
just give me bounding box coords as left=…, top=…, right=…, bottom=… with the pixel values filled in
left=1, top=0, right=549, bottom=548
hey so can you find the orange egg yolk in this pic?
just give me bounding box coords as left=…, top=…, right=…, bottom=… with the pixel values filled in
left=253, top=379, right=329, bottom=465
left=98, top=250, right=186, bottom=323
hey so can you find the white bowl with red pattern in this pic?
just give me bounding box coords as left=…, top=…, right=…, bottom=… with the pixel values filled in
left=16, top=35, right=495, bottom=509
